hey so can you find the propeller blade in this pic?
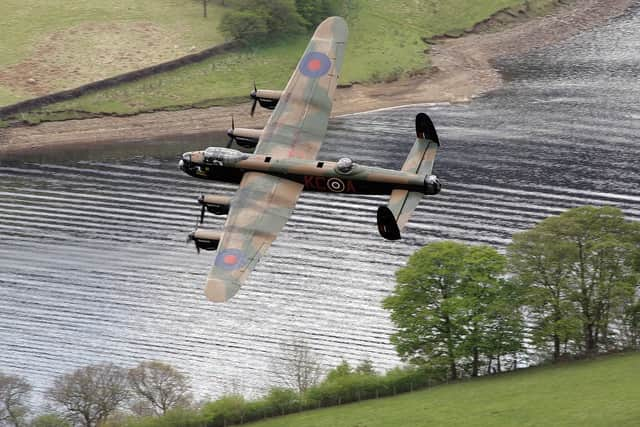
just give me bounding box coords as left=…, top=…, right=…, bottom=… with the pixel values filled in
left=187, top=222, right=201, bottom=254
left=250, top=82, right=258, bottom=116
left=226, top=114, right=236, bottom=147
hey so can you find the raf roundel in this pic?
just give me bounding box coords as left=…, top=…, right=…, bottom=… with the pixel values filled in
left=215, top=248, right=246, bottom=271
left=299, top=51, right=332, bottom=78
left=327, top=177, right=346, bottom=193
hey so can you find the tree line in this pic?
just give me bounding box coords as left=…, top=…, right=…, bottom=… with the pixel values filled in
left=384, top=206, right=640, bottom=381
left=1, top=361, right=192, bottom=427
left=217, top=0, right=344, bottom=42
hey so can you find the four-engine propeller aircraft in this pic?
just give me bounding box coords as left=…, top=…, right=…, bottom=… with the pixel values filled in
left=179, top=17, right=442, bottom=302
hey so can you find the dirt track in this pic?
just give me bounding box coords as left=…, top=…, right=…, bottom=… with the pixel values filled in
left=0, top=0, right=634, bottom=155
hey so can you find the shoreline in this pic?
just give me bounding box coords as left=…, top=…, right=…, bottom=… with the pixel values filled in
left=0, top=0, right=634, bottom=156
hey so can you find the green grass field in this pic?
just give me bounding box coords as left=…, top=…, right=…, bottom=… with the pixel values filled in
left=243, top=353, right=640, bottom=427
left=0, top=0, right=225, bottom=104
left=2, top=0, right=561, bottom=123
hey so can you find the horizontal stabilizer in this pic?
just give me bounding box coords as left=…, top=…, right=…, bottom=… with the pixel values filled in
left=377, top=206, right=401, bottom=241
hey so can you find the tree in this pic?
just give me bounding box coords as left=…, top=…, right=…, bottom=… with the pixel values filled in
left=383, top=241, right=515, bottom=380
left=128, top=361, right=192, bottom=416
left=218, top=10, right=269, bottom=43
left=274, top=339, right=322, bottom=394
left=481, top=279, right=525, bottom=372
left=46, top=363, right=129, bottom=427
left=294, top=0, right=342, bottom=28
left=324, top=360, right=351, bottom=382
left=218, top=0, right=306, bottom=42
left=354, top=360, right=376, bottom=376
left=509, top=206, right=640, bottom=358
left=0, top=373, right=31, bottom=427
left=622, top=298, right=640, bottom=350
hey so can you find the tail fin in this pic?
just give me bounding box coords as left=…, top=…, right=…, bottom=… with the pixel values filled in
left=378, top=113, right=440, bottom=240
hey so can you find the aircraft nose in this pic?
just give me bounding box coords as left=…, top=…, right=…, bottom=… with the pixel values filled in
left=179, top=152, right=192, bottom=171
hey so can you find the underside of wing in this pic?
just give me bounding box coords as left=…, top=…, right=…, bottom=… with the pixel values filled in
left=204, top=172, right=303, bottom=302
left=255, top=16, right=348, bottom=160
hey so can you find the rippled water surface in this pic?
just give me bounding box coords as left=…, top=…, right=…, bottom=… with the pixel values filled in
left=2, top=7, right=639, bottom=402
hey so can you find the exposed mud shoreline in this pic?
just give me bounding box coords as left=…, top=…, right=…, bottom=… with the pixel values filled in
left=0, top=0, right=634, bottom=155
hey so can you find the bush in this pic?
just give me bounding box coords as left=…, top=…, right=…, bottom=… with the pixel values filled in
left=219, top=0, right=306, bottom=42
left=31, top=414, right=71, bottom=427
left=264, top=387, right=299, bottom=415
left=201, top=394, right=246, bottom=426
left=125, top=407, right=205, bottom=427
left=295, top=0, right=343, bottom=28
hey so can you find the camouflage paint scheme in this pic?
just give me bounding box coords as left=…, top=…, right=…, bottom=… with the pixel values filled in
left=179, top=17, right=441, bottom=302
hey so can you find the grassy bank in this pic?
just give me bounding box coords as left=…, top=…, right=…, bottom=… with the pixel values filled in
left=3, top=0, right=562, bottom=124
left=242, top=352, right=640, bottom=427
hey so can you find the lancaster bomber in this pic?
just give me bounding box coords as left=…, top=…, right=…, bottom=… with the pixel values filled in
left=179, top=16, right=442, bottom=302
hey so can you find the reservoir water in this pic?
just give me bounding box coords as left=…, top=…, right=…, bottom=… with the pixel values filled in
left=1, top=6, right=639, bottom=403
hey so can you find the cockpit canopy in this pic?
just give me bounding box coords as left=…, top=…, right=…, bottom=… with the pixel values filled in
left=203, top=147, right=249, bottom=165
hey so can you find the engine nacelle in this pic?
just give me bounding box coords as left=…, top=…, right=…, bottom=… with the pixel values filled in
left=188, top=229, right=222, bottom=252
left=251, top=89, right=282, bottom=110
left=226, top=127, right=262, bottom=148
left=424, top=175, right=442, bottom=195
left=198, top=194, right=231, bottom=215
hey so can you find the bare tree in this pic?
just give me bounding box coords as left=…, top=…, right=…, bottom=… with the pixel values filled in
left=274, top=339, right=322, bottom=394
left=127, top=361, right=192, bottom=416
left=0, top=372, right=31, bottom=427
left=46, top=363, right=129, bottom=427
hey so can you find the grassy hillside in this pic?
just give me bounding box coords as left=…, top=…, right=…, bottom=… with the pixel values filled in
left=3, top=0, right=561, bottom=122
left=243, top=353, right=640, bottom=427
left=0, top=0, right=225, bottom=104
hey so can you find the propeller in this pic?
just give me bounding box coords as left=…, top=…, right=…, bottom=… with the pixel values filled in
left=186, top=222, right=201, bottom=254
left=198, top=194, right=206, bottom=224
left=250, top=81, right=258, bottom=117
left=226, top=115, right=235, bottom=148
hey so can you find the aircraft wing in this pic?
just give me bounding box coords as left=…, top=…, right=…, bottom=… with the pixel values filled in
left=204, top=17, right=348, bottom=301
left=205, top=172, right=303, bottom=302
left=254, top=16, right=348, bottom=160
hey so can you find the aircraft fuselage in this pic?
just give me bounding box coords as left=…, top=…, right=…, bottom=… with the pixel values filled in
left=179, top=149, right=438, bottom=196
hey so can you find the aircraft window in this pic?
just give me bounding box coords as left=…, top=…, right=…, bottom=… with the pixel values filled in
left=316, top=162, right=324, bottom=168
left=264, top=156, right=272, bottom=163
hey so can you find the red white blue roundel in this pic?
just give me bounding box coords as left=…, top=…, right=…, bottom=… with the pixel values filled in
left=215, top=248, right=246, bottom=271
left=299, top=51, right=332, bottom=78
left=327, top=177, right=346, bottom=192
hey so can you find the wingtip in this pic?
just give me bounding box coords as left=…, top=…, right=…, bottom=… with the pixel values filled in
left=317, top=16, right=348, bottom=40
left=205, top=276, right=241, bottom=303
